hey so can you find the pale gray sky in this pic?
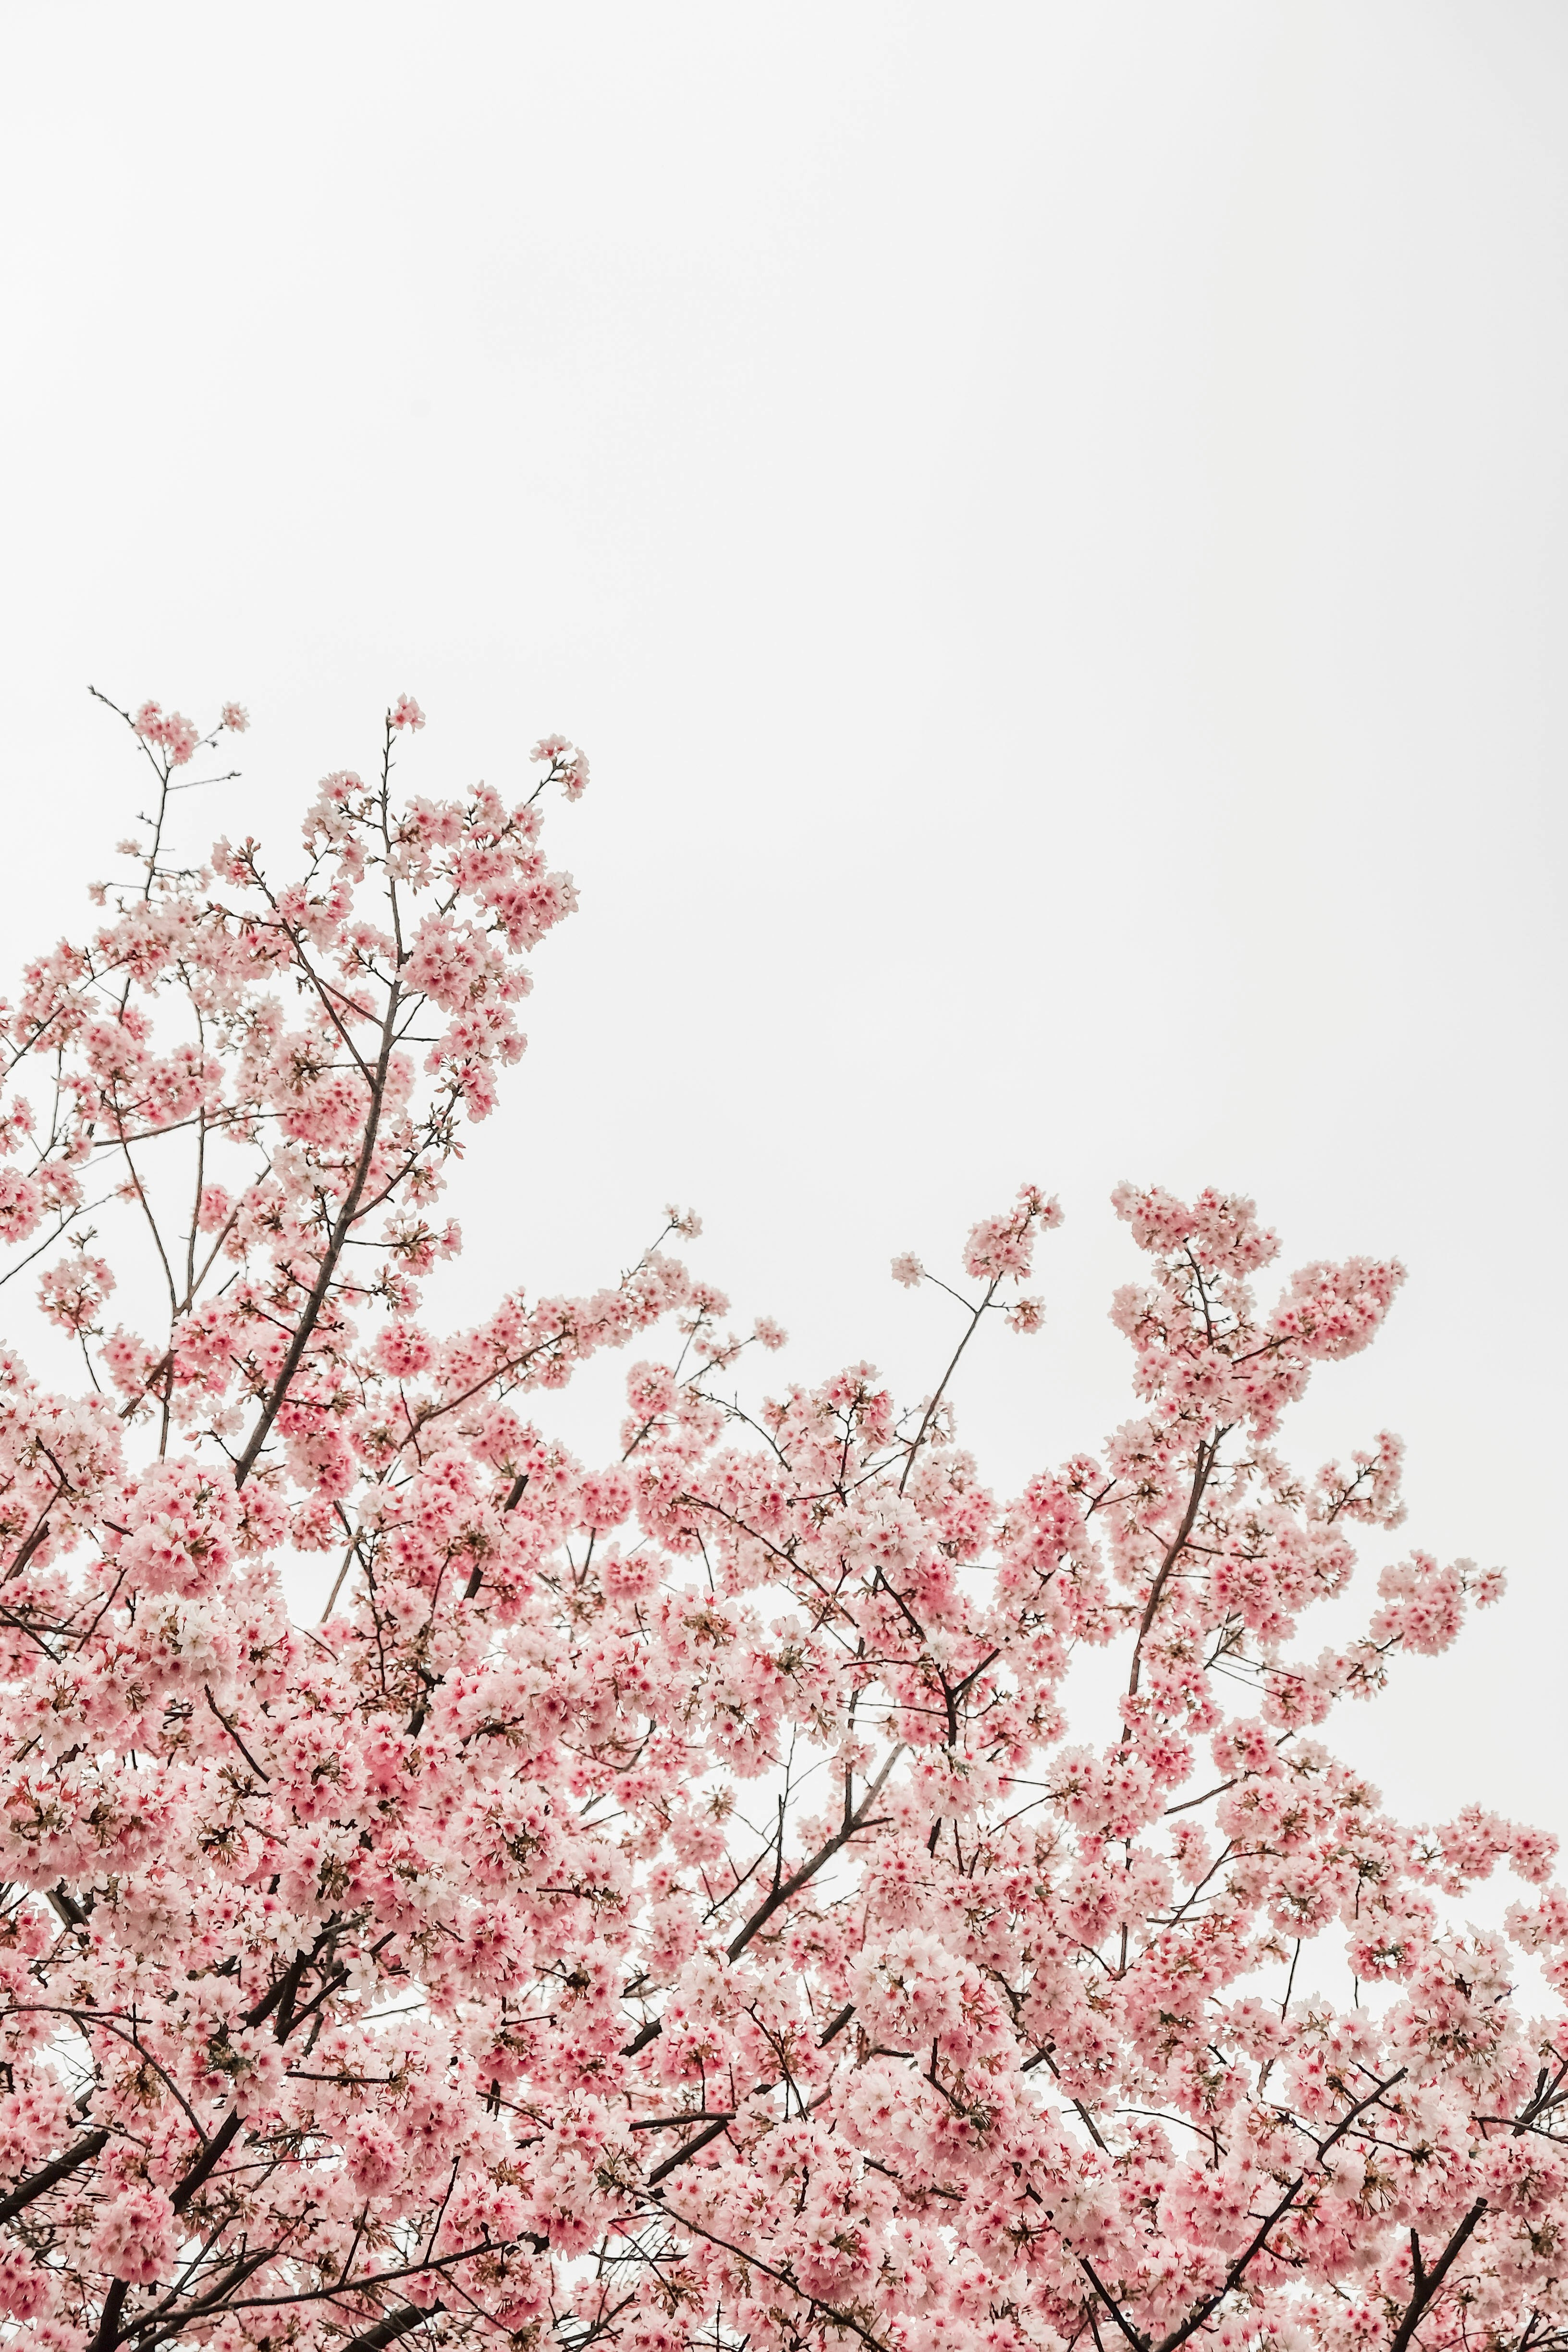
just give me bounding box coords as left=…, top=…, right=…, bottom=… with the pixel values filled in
left=1, top=4, right=1564, bottom=1837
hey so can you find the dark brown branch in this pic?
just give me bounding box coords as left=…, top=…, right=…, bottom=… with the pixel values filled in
left=645, top=2116, right=735, bottom=2184
left=1078, top=2258, right=1150, bottom=2352
left=2, top=1510, right=56, bottom=1585
left=725, top=1744, right=904, bottom=1962
left=1127, top=1434, right=1224, bottom=1700
left=170, top=2108, right=243, bottom=2214
left=205, top=1686, right=270, bottom=1780
left=92, top=2279, right=129, bottom=2352
left=629, top=2111, right=735, bottom=2130
left=898, top=1282, right=998, bottom=1496
left=340, top=2307, right=444, bottom=2352
left=1151, top=2069, right=1408, bottom=2352
left=648, top=2202, right=888, bottom=2351
left=233, top=975, right=404, bottom=1487
left=0, top=2126, right=109, bottom=2225
left=1390, top=2203, right=1488, bottom=2352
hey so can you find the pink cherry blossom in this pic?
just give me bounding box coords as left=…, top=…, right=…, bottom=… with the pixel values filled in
left=130, top=699, right=202, bottom=766
left=0, top=687, right=1553, bottom=2352
left=89, top=2187, right=177, bottom=2285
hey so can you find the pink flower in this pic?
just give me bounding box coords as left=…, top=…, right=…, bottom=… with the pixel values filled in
left=0, top=2243, right=54, bottom=2318
left=963, top=1222, right=1025, bottom=1278
left=530, top=735, right=588, bottom=798
left=0, top=686, right=1539, bottom=2352
left=132, top=699, right=201, bottom=766
left=0, top=1168, right=43, bottom=1244
left=579, top=1467, right=634, bottom=1532
left=390, top=693, right=426, bottom=732
left=37, top=1251, right=115, bottom=1334
left=220, top=701, right=250, bottom=733
left=196, top=1185, right=233, bottom=1233
left=377, top=1320, right=434, bottom=1377
left=90, top=2185, right=176, bottom=2284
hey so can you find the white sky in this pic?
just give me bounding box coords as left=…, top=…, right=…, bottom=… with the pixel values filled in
left=1, top=4, right=1564, bottom=1849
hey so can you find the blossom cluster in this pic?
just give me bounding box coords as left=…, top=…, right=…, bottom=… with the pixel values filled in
left=0, top=695, right=1553, bottom=2352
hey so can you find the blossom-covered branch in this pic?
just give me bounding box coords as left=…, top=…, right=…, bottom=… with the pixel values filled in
left=0, top=693, right=1551, bottom=2352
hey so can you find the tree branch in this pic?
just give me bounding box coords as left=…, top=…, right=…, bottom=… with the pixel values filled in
left=725, top=1744, right=904, bottom=1962
left=0, top=2127, right=109, bottom=2226
left=1390, top=2203, right=1488, bottom=2352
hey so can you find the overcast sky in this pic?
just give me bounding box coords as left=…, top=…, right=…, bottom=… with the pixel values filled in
left=1, top=4, right=1564, bottom=1847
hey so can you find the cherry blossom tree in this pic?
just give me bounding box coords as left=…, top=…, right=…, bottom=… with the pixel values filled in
left=0, top=691, right=1560, bottom=2352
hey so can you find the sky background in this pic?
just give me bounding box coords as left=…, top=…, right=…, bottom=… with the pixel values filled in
left=0, top=4, right=1564, bottom=1850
